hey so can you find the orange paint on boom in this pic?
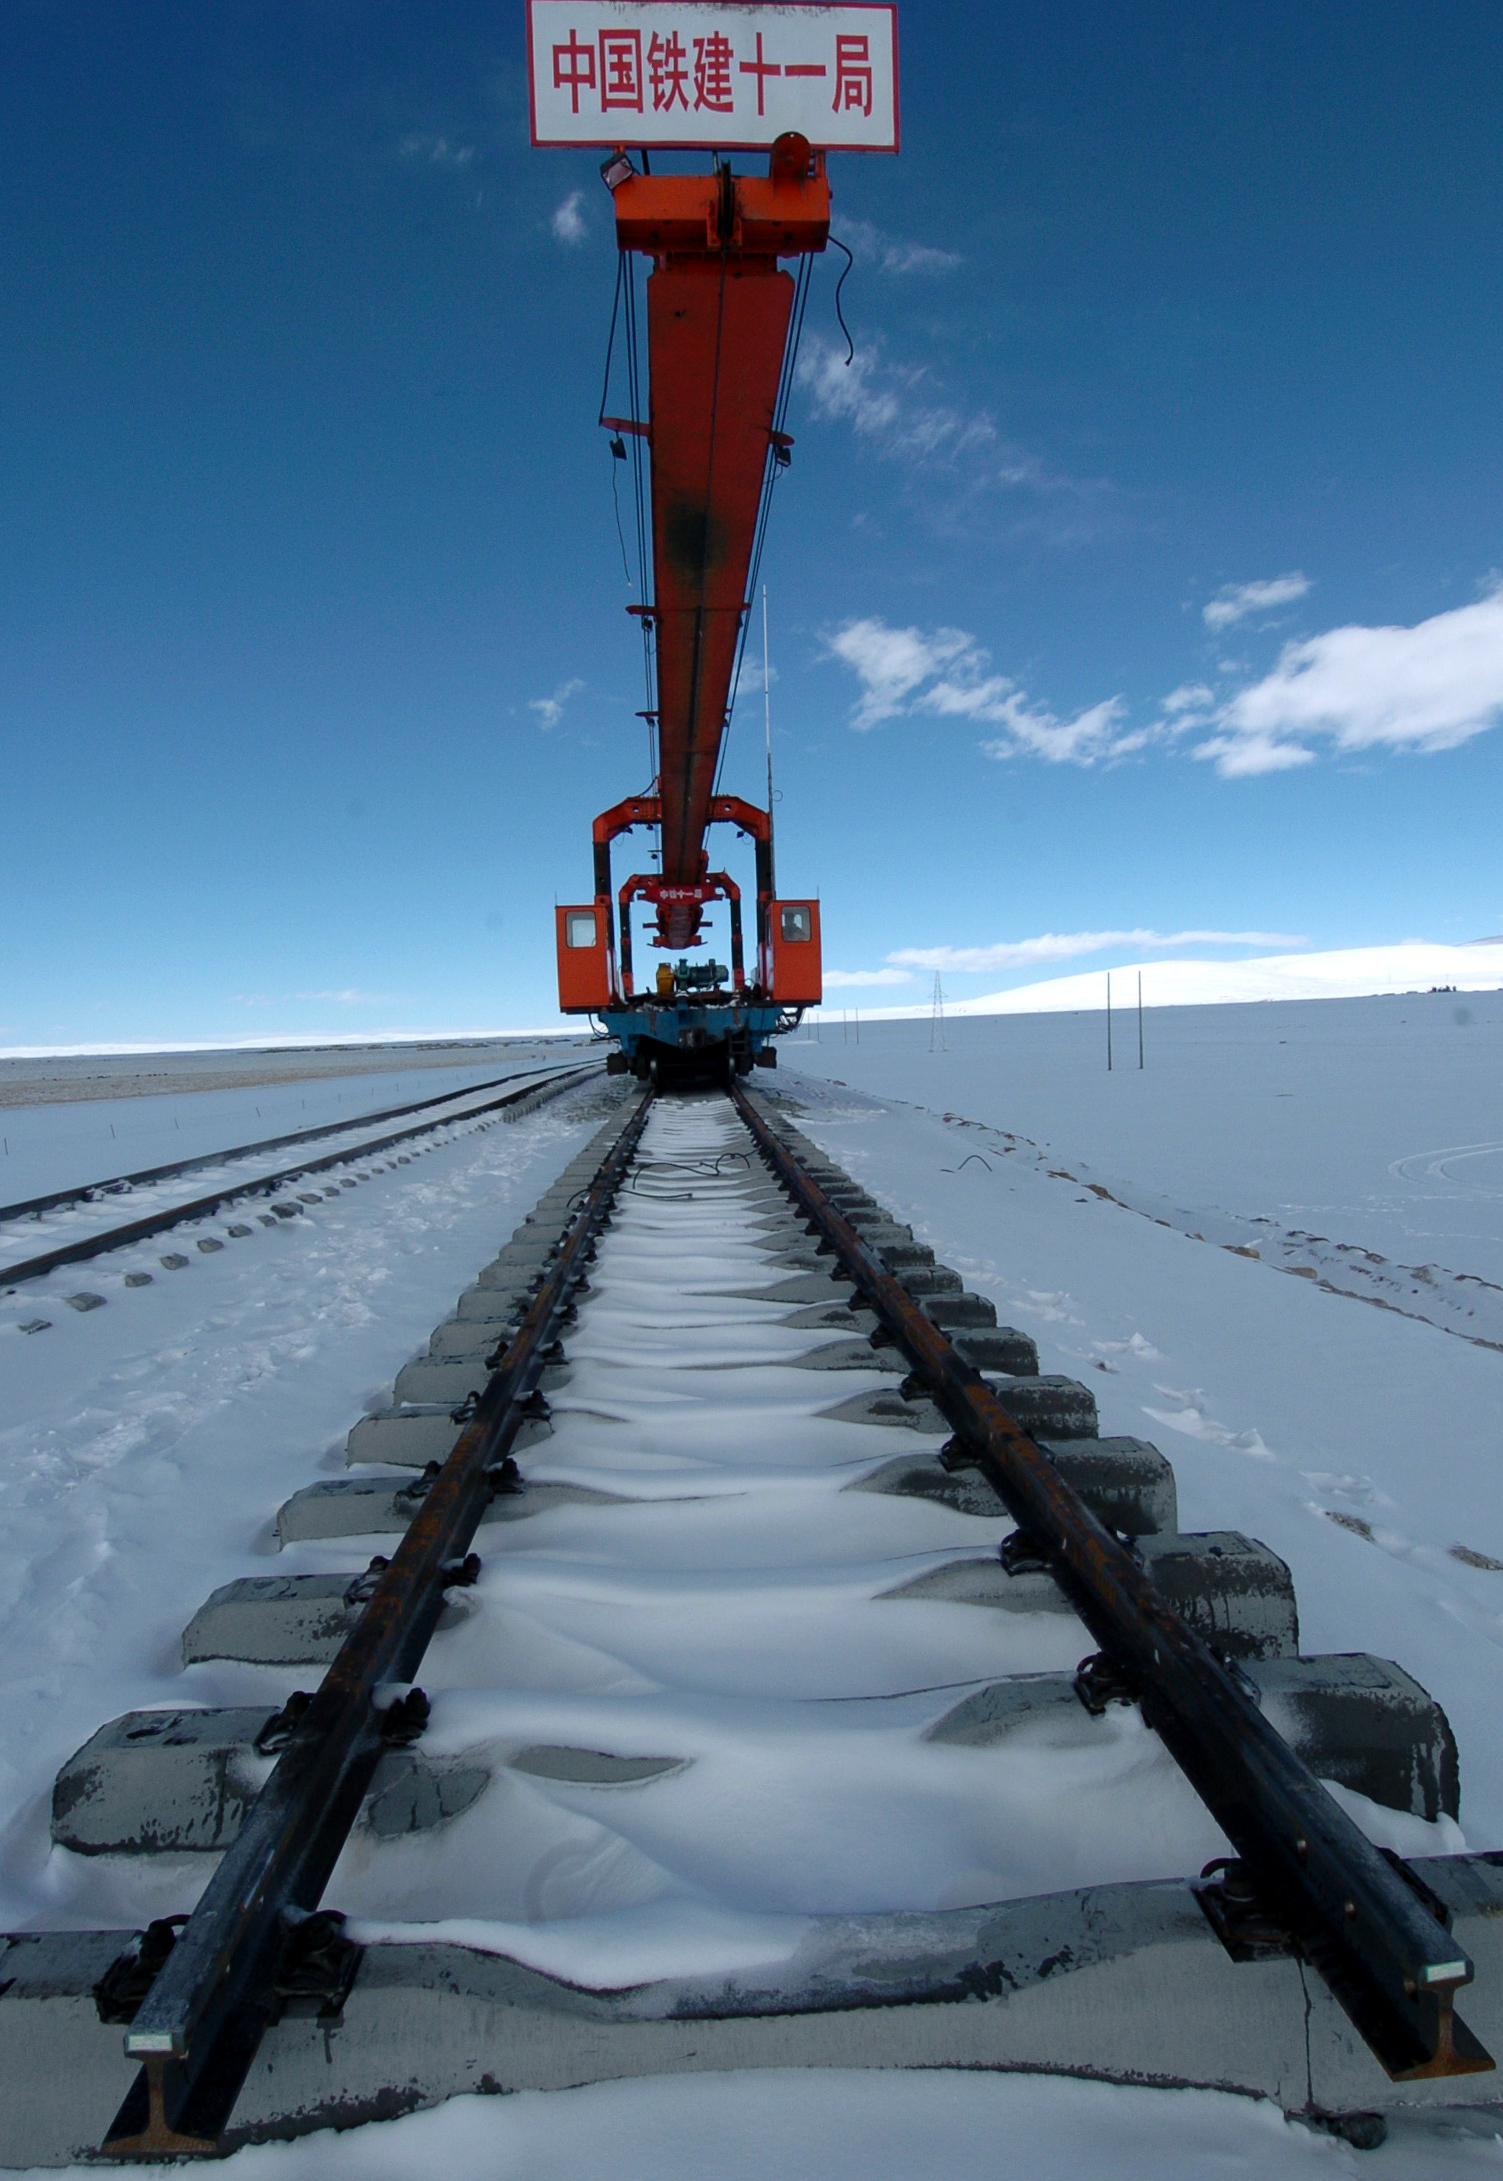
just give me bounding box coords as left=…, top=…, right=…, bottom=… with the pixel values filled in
left=614, top=140, right=829, bottom=947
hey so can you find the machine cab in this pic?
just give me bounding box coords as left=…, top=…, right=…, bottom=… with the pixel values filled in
left=556, top=903, right=615, bottom=1013
left=768, top=899, right=821, bottom=1005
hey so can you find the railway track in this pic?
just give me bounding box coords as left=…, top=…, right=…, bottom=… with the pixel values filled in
left=4, top=1078, right=1501, bottom=2162
left=0, top=1060, right=598, bottom=1292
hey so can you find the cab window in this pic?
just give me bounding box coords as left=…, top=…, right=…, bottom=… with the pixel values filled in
left=565, top=911, right=598, bottom=949
left=780, top=905, right=811, bottom=943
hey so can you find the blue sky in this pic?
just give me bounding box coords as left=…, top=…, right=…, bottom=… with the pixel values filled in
left=4, top=1, right=1503, bottom=1045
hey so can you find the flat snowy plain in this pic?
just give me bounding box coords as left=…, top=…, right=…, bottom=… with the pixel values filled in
left=0, top=1037, right=577, bottom=1205
left=2, top=1004, right=1502, bottom=2177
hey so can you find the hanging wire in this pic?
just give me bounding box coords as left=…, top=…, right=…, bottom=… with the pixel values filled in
left=777, top=250, right=818, bottom=439
left=619, top=251, right=657, bottom=783
left=828, top=236, right=856, bottom=366
left=609, top=446, right=632, bottom=585
left=622, top=259, right=650, bottom=605
left=601, top=249, right=656, bottom=785
left=599, top=254, right=636, bottom=587
left=714, top=248, right=816, bottom=799
left=597, top=253, right=626, bottom=426
left=684, top=239, right=733, bottom=839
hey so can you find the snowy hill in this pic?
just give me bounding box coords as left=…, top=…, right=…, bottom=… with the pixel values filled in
left=822, top=942, right=1503, bottom=1021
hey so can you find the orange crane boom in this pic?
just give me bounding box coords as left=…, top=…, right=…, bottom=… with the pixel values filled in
left=608, top=134, right=829, bottom=948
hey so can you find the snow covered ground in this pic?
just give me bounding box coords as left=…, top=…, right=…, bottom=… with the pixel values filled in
left=55, top=2068, right=1503, bottom=2179
left=0, top=1038, right=580, bottom=1206
left=0, top=1085, right=616, bottom=1933
left=825, top=939, right=1503, bottom=1019
left=0, top=1068, right=585, bottom=1274
left=794, top=986, right=1503, bottom=1307
left=781, top=1001, right=1503, bottom=1839
left=3, top=1021, right=1502, bottom=2176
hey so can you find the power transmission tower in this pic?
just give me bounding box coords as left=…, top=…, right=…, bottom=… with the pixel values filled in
left=930, top=971, right=947, bottom=1052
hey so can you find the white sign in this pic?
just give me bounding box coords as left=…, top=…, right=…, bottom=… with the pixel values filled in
left=528, top=2, right=899, bottom=152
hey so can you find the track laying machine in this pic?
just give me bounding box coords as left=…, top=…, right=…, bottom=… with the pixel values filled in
left=540, top=4, right=899, bottom=1080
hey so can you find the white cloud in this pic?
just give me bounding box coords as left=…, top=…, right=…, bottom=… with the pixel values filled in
left=1193, top=732, right=1315, bottom=779
left=796, top=339, right=1107, bottom=533
left=822, top=967, right=915, bottom=988
left=1202, top=572, right=1311, bottom=631
left=1162, top=682, right=1215, bottom=716
left=831, top=586, right=1503, bottom=789
left=529, top=676, right=584, bottom=728
left=1196, top=586, right=1503, bottom=778
left=824, top=614, right=1131, bottom=765
left=839, top=217, right=961, bottom=277
left=975, top=695, right=1128, bottom=766
left=400, top=133, right=475, bottom=170
left=888, top=930, right=1305, bottom=974
left=551, top=190, right=587, bottom=245
left=797, top=338, right=993, bottom=466
left=824, top=618, right=974, bottom=729
left=295, top=989, right=395, bottom=1005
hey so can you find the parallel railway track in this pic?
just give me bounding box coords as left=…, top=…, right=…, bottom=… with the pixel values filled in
left=0, top=1061, right=598, bottom=1291
left=3, top=1076, right=1499, bottom=2161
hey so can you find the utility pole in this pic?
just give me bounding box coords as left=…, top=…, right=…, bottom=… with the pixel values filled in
left=1106, top=974, right=1113, bottom=1071
left=1138, top=971, right=1144, bottom=1069
left=929, top=972, right=947, bottom=1052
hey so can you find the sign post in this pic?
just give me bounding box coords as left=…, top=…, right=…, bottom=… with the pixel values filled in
left=528, top=2, right=898, bottom=153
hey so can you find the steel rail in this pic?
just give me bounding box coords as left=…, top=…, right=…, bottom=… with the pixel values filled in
left=0, top=1065, right=600, bottom=1290
left=731, top=1081, right=1492, bottom=2083
left=100, top=1085, right=654, bottom=2156
left=0, top=1058, right=580, bottom=1227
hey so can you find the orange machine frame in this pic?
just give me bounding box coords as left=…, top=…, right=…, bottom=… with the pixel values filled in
left=604, top=136, right=829, bottom=953
left=554, top=135, right=828, bottom=1037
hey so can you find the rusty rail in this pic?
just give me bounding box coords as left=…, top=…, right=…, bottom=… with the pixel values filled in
left=100, top=1086, right=653, bottom=2155
left=731, top=1081, right=1492, bottom=2083
left=97, top=1074, right=1488, bottom=2153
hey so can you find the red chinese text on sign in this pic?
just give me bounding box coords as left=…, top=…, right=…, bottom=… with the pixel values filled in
left=693, top=32, right=735, bottom=113
left=600, top=29, right=644, bottom=111
left=739, top=32, right=782, bottom=116
left=833, top=35, right=872, bottom=115
left=552, top=28, right=596, bottom=112
left=528, top=3, right=898, bottom=152
left=649, top=31, right=690, bottom=112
